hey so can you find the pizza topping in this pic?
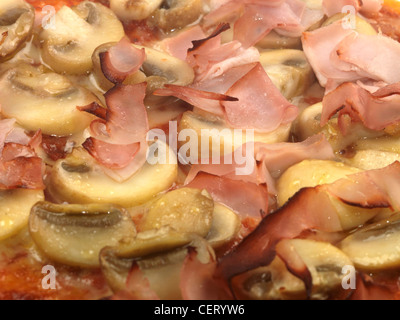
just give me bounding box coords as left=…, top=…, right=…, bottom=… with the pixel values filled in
left=99, top=37, right=146, bottom=84
left=140, top=188, right=214, bottom=238
left=322, top=0, right=383, bottom=16
left=109, top=0, right=164, bottom=21
left=151, top=0, right=203, bottom=32
left=321, top=82, right=400, bottom=132
left=233, top=239, right=354, bottom=300
left=0, top=63, right=96, bottom=136
left=206, top=202, right=241, bottom=249
left=39, top=1, right=125, bottom=74
left=29, top=201, right=137, bottom=268
left=340, top=213, right=400, bottom=271
left=0, top=0, right=35, bottom=60
left=186, top=173, right=269, bottom=219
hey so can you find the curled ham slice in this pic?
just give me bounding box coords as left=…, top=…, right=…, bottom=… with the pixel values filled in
left=100, top=37, right=146, bottom=84
left=186, top=173, right=269, bottom=219
left=222, top=63, right=298, bottom=132
left=302, top=21, right=400, bottom=89
left=350, top=273, right=400, bottom=300
left=0, top=119, right=44, bottom=190
left=159, top=26, right=206, bottom=61
left=78, top=84, right=149, bottom=181
left=321, top=82, right=400, bottom=132
left=216, top=162, right=400, bottom=284
left=187, top=24, right=259, bottom=83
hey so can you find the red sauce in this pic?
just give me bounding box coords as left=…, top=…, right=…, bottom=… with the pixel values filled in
left=26, top=0, right=88, bottom=10
left=124, top=20, right=161, bottom=45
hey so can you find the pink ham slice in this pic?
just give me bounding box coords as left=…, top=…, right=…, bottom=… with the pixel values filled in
left=321, top=81, right=400, bottom=132
left=222, top=63, right=298, bottom=132
left=100, top=37, right=146, bottom=84
left=78, top=84, right=149, bottom=181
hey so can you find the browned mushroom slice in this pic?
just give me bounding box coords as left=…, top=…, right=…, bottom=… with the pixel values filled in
left=29, top=202, right=137, bottom=268
left=232, top=239, right=354, bottom=300
left=151, top=0, right=203, bottom=32
left=0, top=0, right=34, bottom=61
left=39, top=1, right=125, bottom=74
left=109, top=0, right=164, bottom=21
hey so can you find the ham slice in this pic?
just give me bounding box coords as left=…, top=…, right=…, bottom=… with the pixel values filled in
left=322, top=82, right=400, bottom=132
left=0, top=119, right=44, bottom=190
left=302, top=21, right=400, bottom=89
left=216, top=162, right=400, bottom=284
left=100, top=37, right=146, bottom=84
left=222, top=63, right=298, bottom=132
left=78, top=84, right=149, bottom=181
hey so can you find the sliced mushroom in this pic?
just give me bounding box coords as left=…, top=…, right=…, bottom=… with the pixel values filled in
left=100, top=230, right=211, bottom=298
left=178, top=111, right=291, bottom=159
left=256, top=31, right=302, bottom=50
left=277, top=159, right=389, bottom=230
left=109, top=0, right=164, bottom=21
left=321, top=12, right=377, bottom=35
left=0, top=189, right=44, bottom=241
left=141, top=188, right=214, bottom=237
left=100, top=227, right=193, bottom=292
left=259, top=49, right=315, bottom=100
left=92, top=42, right=194, bottom=92
left=206, top=202, right=241, bottom=249
left=342, top=150, right=400, bottom=171
left=292, top=102, right=385, bottom=152
left=232, top=239, right=354, bottom=300
left=0, top=0, right=34, bottom=61
left=277, top=159, right=362, bottom=207
left=151, top=0, right=203, bottom=32
left=340, top=213, right=400, bottom=271
left=29, top=201, right=137, bottom=268
left=39, top=1, right=125, bottom=74
left=0, top=63, right=97, bottom=135
left=48, top=145, right=178, bottom=208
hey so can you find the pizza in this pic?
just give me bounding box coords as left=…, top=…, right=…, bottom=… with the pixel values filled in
left=1, top=0, right=400, bottom=300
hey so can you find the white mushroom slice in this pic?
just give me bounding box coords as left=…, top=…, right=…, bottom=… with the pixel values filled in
left=342, top=150, right=400, bottom=171
left=100, top=231, right=212, bottom=299
left=39, top=1, right=125, bottom=74
left=141, top=188, right=214, bottom=237
left=110, top=0, right=164, bottom=21
left=322, top=12, right=377, bottom=35
left=178, top=111, right=291, bottom=159
left=48, top=145, right=178, bottom=208
left=277, top=160, right=362, bottom=206
left=277, top=160, right=387, bottom=230
left=29, top=202, right=137, bottom=268
left=0, top=0, right=34, bottom=61
left=92, top=42, right=194, bottom=92
left=0, top=64, right=97, bottom=135
left=233, top=239, right=354, bottom=300
left=151, top=0, right=203, bottom=32
left=257, top=31, right=302, bottom=50
left=0, top=189, right=44, bottom=241
left=259, top=50, right=315, bottom=99
left=206, top=202, right=241, bottom=249
left=292, top=102, right=385, bottom=151
left=340, top=213, right=400, bottom=270
left=100, top=226, right=193, bottom=292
